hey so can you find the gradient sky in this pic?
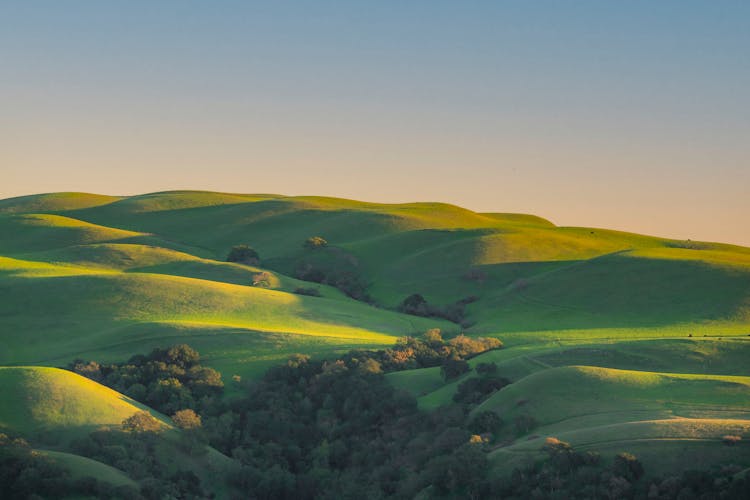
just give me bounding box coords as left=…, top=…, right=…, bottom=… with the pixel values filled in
left=2, top=1, right=749, bottom=245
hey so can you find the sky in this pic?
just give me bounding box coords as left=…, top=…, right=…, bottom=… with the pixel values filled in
left=2, top=1, right=749, bottom=246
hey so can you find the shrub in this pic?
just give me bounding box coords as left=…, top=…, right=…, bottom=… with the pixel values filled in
left=226, top=245, right=260, bottom=265
left=171, top=409, right=202, bottom=430
left=399, top=294, right=429, bottom=316
left=304, top=236, right=328, bottom=249
left=613, top=452, right=644, bottom=481
left=723, top=435, right=742, bottom=446
left=293, top=286, right=321, bottom=297
left=454, top=376, right=509, bottom=405
left=122, top=411, right=162, bottom=433
left=441, top=358, right=470, bottom=380
left=252, top=272, right=272, bottom=287
left=469, top=411, right=503, bottom=434
left=476, top=362, right=498, bottom=376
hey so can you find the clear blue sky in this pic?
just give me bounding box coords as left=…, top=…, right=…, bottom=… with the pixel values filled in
left=2, top=1, right=749, bottom=245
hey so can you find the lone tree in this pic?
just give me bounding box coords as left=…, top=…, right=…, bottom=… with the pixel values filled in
left=227, top=245, right=260, bottom=265
left=399, top=293, right=430, bottom=316
left=304, top=236, right=328, bottom=249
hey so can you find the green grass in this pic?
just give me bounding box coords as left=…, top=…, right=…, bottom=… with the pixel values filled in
left=2, top=190, right=750, bottom=477
left=477, top=365, right=750, bottom=427
left=0, top=256, right=451, bottom=381
left=0, top=367, right=167, bottom=442
left=39, top=450, right=138, bottom=488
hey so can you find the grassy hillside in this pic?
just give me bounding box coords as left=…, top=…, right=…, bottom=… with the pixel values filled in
left=482, top=365, right=750, bottom=475
left=39, top=450, right=138, bottom=488
left=0, top=367, right=164, bottom=441
left=1, top=190, right=749, bottom=481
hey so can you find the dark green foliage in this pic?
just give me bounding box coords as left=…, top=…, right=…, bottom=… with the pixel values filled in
left=70, top=344, right=223, bottom=416
left=468, top=411, right=503, bottom=435
left=398, top=294, right=480, bottom=325
left=400, top=294, right=429, bottom=316
left=60, top=343, right=750, bottom=499
left=453, top=376, right=509, bottom=405
left=70, top=429, right=206, bottom=498
left=475, top=362, right=498, bottom=376
left=205, top=352, right=490, bottom=499
left=0, top=434, right=137, bottom=500
left=441, top=358, right=470, bottom=380
left=293, top=286, right=322, bottom=297
left=296, top=264, right=370, bottom=301
left=226, top=244, right=260, bottom=264
left=613, top=452, right=644, bottom=481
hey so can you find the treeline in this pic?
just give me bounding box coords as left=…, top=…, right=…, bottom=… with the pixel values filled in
left=342, top=328, right=502, bottom=376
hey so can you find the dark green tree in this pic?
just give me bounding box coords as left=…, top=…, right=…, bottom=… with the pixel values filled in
left=226, top=245, right=260, bottom=264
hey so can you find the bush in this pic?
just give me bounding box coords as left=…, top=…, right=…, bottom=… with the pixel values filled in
left=469, top=411, right=503, bottom=434
left=613, top=452, right=644, bottom=481
left=293, top=287, right=321, bottom=297
left=399, top=294, right=429, bottom=316
left=226, top=245, right=260, bottom=265
left=453, top=376, right=509, bottom=405
left=304, top=236, right=328, bottom=249
left=723, top=434, right=742, bottom=446
left=171, top=409, right=202, bottom=430
left=441, top=358, right=470, bottom=380
left=122, top=412, right=162, bottom=433
left=252, top=272, right=272, bottom=287
left=476, top=362, right=498, bottom=376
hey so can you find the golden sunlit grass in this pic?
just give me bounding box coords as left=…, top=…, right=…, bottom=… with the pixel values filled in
left=0, top=367, right=167, bottom=439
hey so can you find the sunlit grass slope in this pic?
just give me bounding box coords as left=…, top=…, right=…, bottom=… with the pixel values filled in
left=482, top=365, right=750, bottom=475
left=0, top=257, right=448, bottom=379
left=1, top=189, right=748, bottom=377
left=45, top=191, right=749, bottom=323
left=479, top=365, right=750, bottom=427
left=0, top=192, right=122, bottom=214
left=391, top=337, right=750, bottom=407
left=0, top=367, right=163, bottom=440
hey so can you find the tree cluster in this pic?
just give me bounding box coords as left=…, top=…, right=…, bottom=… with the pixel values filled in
left=70, top=427, right=205, bottom=499
left=398, top=293, right=478, bottom=326
left=0, top=433, right=140, bottom=500
left=205, top=352, right=491, bottom=499
left=69, top=344, right=224, bottom=416
left=226, top=245, right=260, bottom=265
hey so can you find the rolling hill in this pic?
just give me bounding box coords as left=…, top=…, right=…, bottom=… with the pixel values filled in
left=1, top=190, right=749, bottom=486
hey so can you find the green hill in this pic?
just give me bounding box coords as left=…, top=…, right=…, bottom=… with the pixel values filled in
left=1, top=190, right=749, bottom=482
left=0, top=367, right=165, bottom=441
left=481, top=365, right=750, bottom=475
